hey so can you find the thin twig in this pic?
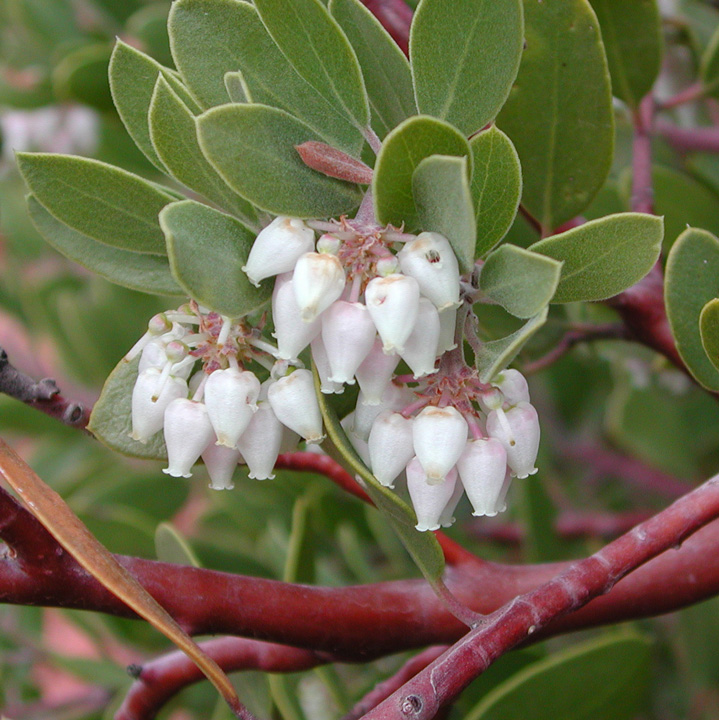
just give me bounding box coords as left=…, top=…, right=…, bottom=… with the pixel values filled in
left=632, top=95, right=655, bottom=214
left=656, top=81, right=705, bottom=111
left=655, top=121, right=719, bottom=154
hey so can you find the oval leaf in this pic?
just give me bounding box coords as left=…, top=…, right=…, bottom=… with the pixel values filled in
left=480, top=245, right=562, bottom=318
left=497, top=0, right=614, bottom=231
left=702, top=24, right=719, bottom=98
left=161, top=200, right=271, bottom=317
left=373, top=115, right=471, bottom=229
left=700, top=298, right=719, bottom=373
left=155, top=522, right=202, bottom=567
left=413, top=155, right=477, bottom=273
left=529, top=213, right=663, bottom=303
left=18, top=153, right=175, bottom=255
left=410, top=0, right=523, bottom=136
left=470, top=126, right=522, bottom=257
left=665, top=227, right=719, bottom=391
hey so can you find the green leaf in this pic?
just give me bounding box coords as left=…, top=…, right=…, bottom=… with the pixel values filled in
left=702, top=24, right=719, bottom=97
left=410, top=0, right=523, bottom=136
left=198, top=104, right=362, bottom=218
left=313, top=366, right=446, bottom=586
left=169, top=0, right=363, bottom=154
left=18, top=153, right=175, bottom=255
left=28, top=196, right=183, bottom=297
left=373, top=115, right=471, bottom=229
left=224, top=72, right=248, bottom=103
left=109, top=39, right=199, bottom=172
left=665, top=228, right=719, bottom=391
left=160, top=201, right=271, bottom=318
left=700, top=298, right=719, bottom=373
left=476, top=308, right=548, bottom=383
left=480, top=245, right=562, bottom=318
left=497, top=0, right=614, bottom=231
left=155, top=522, right=202, bottom=567
left=470, top=127, right=523, bottom=257
left=329, top=0, right=417, bottom=138
left=588, top=0, right=663, bottom=108
left=149, top=76, right=260, bottom=229
left=88, top=355, right=167, bottom=460
left=53, top=43, right=114, bottom=112
left=284, top=495, right=315, bottom=584
left=412, top=155, right=476, bottom=273
left=529, top=213, right=663, bottom=303
left=465, top=633, right=652, bottom=720
left=253, top=0, right=370, bottom=130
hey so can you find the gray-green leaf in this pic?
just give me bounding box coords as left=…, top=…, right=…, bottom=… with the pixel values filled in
left=529, top=213, right=663, bottom=303
left=700, top=298, right=719, bottom=374
left=480, top=245, right=562, bottom=318
left=160, top=200, right=271, bottom=318
left=701, top=24, right=719, bottom=98
left=410, top=0, right=523, bottom=136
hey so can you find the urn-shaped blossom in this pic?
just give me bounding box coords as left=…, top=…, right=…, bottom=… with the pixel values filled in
left=130, top=368, right=188, bottom=443
left=368, top=411, right=415, bottom=488
left=491, top=369, right=530, bottom=406
left=353, top=383, right=409, bottom=441
left=365, top=274, right=420, bottom=354
left=292, top=252, right=346, bottom=322
left=202, top=442, right=241, bottom=490
left=162, top=398, right=215, bottom=478
left=355, top=338, right=400, bottom=405
left=398, top=232, right=460, bottom=311
left=412, top=405, right=468, bottom=481
left=437, top=308, right=458, bottom=355
left=406, top=458, right=458, bottom=532
left=204, top=367, right=260, bottom=447
left=486, top=402, right=540, bottom=479
left=321, top=301, right=376, bottom=384
left=272, top=273, right=322, bottom=361
left=268, top=368, right=324, bottom=443
left=237, top=402, right=284, bottom=480
left=400, top=298, right=440, bottom=378
left=456, top=437, right=510, bottom=516
left=242, top=216, right=314, bottom=287
left=311, top=335, right=343, bottom=394
left=438, top=477, right=466, bottom=528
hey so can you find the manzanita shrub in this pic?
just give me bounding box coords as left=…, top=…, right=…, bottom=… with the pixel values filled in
left=6, top=0, right=719, bottom=717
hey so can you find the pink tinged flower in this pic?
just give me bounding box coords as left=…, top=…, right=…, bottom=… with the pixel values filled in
left=268, top=368, right=324, bottom=443
left=365, top=274, right=420, bottom=354
left=353, top=383, right=409, bottom=441
left=292, top=252, right=346, bottom=322
left=438, top=477, right=466, bottom=528
left=355, top=339, right=400, bottom=405
left=311, top=335, right=343, bottom=394
left=456, top=437, right=510, bottom=516
left=272, top=273, right=322, bottom=360
left=242, top=216, right=315, bottom=287
left=486, top=402, right=540, bottom=479
left=202, top=442, right=241, bottom=490
left=412, top=405, right=469, bottom=482
left=368, top=411, right=414, bottom=488
left=341, top=413, right=372, bottom=467
left=321, top=301, right=376, bottom=384
left=397, top=232, right=460, bottom=311
left=406, top=458, right=458, bottom=532
left=204, top=368, right=261, bottom=447
left=162, top=398, right=215, bottom=478
left=130, top=368, right=188, bottom=443
left=491, top=369, right=530, bottom=406
left=437, top=308, right=458, bottom=355
left=400, top=298, right=440, bottom=378
left=237, top=402, right=284, bottom=480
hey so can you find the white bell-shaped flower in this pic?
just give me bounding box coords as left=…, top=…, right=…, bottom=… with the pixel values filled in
left=353, top=383, right=410, bottom=441
left=321, top=301, right=376, bottom=384
left=438, top=475, right=466, bottom=528
left=162, top=398, right=215, bottom=478
left=139, top=340, right=168, bottom=374
left=292, top=252, right=346, bottom=322
left=456, top=437, right=509, bottom=516
left=365, top=274, right=420, bottom=354
left=413, top=405, right=468, bottom=482
left=130, top=368, right=188, bottom=443
left=486, top=402, right=540, bottom=479
left=242, top=216, right=315, bottom=287
left=272, top=273, right=322, bottom=360
left=355, top=339, right=400, bottom=405
left=437, top=308, right=458, bottom=355
left=397, top=232, right=460, bottom=311
left=368, top=411, right=414, bottom=488
left=341, top=413, right=372, bottom=467
left=400, top=298, right=440, bottom=378
left=491, top=369, right=530, bottom=406
left=204, top=367, right=260, bottom=447
left=202, top=442, right=241, bottom=490
left=237, top=402, right=284, bottom=480
left=406, top=458, right=458, bottom=532
left=311, top=335, right=343, bottom=394
left=268, top=368, right=324, bottom=442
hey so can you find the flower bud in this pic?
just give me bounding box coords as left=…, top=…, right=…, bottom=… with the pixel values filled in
left=321, top=301, right=376, bottom=384
left=311, top=335, right=343, bottom=394
left=292, top=252, right=346, bottom=322
left=268, top=368, right=324, bottom=443
left=355, top=338, right=400, bottom=405
left=400, top=298, right=440, bottom=378
left=237, top=402, right=284, bottom=480
left=397, top=232, right=460, bottom=310
left=486, top=402, right=540, bottom=479
left=376, top=256, right=399, bottom=276
left=368, top=411, right=414, bottom=488
left=491, top=369, right=530, bottom=406
left=130, top=368, right=188, bottom=443
left=204, top=368, right=260, bottom=447
left=242, top=216, right=314, bottom=287
left=406, top=458, right=458, bottom=532
left=317, top=233, right=341, bottom=255
left=272, top=273, right=322, bottom=360
left=202, top=442, right=241, bottom=490
left=412, top=406, right=468, bottom=482
left=365, top=274, right=420, bottom=354
left=162, top=398, right=215, bottom=477
left=456, top=437, right=509, bottom=516
left=138, top=340, right=168, bottom=374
